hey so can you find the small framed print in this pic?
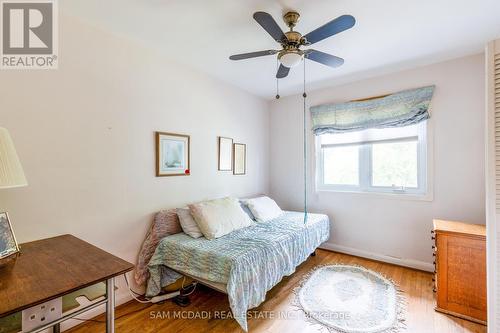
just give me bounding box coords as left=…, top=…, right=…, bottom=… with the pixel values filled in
left=218, top=137, right=233, bottom=171
left=0, top=212, right=20, bottom=260
left=233, top=143, right=246, bottom=175
left=156, top=132, right=190, bottom=177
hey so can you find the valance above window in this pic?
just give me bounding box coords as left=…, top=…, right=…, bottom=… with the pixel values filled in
left=310, top=85, right=435, bottom=135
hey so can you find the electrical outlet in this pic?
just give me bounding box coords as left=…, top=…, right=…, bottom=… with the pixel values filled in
left=22, top=298, right=62, bottom=332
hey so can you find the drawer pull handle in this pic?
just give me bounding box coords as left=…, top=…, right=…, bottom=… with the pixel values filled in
left=431, top=236, right=435, bottom=240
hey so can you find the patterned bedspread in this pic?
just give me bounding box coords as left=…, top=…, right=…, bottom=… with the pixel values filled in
left=146, top=211, right=330, bottom=331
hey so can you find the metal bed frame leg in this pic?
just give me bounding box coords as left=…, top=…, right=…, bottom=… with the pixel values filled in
left=106, top=277, right=115, bottom=333
left=53, top=323, right=60, bottom=333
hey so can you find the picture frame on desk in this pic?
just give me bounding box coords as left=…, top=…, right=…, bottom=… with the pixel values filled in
left=0, top=212, right=20, bottom=260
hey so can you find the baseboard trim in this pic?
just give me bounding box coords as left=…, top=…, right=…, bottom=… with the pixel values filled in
left=320, top=242, right=434, bottom=272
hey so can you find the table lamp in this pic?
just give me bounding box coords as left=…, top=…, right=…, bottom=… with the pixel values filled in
left=0, top=127, right=27, bottom=259
left=0, top=127, right=27, bottom=188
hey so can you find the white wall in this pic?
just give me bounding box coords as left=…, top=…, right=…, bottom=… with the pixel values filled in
left=269, top=54, right=485, bottom=270
left=0, top=15, right=269, bottom=325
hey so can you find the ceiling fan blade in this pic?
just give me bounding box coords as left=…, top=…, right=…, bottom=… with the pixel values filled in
left=253, top=12, right=287, bottom=43
left=303, top=15, right=355, bottom=45
left=229, top=50, right=278, bottom=61
left=305, top=50, right=344, bottom=68
left=276, top=64, right=290, bottom=79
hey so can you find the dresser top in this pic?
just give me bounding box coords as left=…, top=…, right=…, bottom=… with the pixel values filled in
left=0, top=234, right=134, bottom=318
left=433, top=219, right=486, bottom=237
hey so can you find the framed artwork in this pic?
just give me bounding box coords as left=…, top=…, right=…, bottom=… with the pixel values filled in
left=0, top=212, right=20, bottom=260
left=233, top=143, right=246, bottom=175
left=218, top=137, right=233, bottom=171
left=156, top=132, right=190, bottom=177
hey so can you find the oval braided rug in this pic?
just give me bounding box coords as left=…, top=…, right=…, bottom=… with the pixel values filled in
left=295, top=265, right=406, bottom=333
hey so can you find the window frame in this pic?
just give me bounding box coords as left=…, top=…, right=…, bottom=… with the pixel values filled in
left=316, top=122, right=429, bottom=197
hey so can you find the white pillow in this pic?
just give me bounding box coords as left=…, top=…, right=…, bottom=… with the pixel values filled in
left=188, top=197, right=253, bottom=240
left=244, top=196, right=283, bottom=222
left=176, top=208, right=203, bottom=238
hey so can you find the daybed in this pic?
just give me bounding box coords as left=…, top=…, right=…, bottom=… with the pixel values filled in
left=145, top=211, right=329, bottom=331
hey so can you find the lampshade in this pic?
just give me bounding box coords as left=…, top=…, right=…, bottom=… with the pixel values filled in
left=279, top=51, right=303, bottom=68
left=0, top=127, right=27, bottom=189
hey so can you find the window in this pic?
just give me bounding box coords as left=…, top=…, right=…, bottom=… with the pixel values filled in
left=317, top=122, right=428, bottom=195
left=323, top=145, right=359, bottom=186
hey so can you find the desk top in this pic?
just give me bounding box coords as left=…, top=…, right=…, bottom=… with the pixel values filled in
left=433, top=219, right=486, bottom=237
left=0, top=234, right=134, bottom=318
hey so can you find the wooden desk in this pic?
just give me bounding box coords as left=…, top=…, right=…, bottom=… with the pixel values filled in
left=0, top=234, right=134, bottom=333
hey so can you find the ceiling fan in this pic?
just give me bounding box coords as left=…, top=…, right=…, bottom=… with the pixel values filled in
left=229, top=11, right=355, bottom=78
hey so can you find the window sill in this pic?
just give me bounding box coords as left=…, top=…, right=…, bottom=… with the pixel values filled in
left=315, top=188, right=433, bottom=202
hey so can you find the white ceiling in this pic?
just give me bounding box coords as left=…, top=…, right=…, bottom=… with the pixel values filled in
left=63, top=0, right=500, bottom=99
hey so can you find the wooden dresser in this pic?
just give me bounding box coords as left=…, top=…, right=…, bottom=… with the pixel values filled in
left=432, top=219, right=486, bottom=325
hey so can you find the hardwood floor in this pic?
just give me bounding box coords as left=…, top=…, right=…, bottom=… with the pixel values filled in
left=68, top=249, right=486, bottom=333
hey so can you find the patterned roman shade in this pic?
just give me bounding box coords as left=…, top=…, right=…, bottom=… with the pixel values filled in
left=310, top=85, right=435, bottom=135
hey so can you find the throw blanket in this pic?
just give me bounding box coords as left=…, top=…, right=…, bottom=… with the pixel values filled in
left=146, top=211, right=330, bottom=331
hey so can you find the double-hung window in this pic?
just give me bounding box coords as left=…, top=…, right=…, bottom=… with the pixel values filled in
left=317, top=122, right=428, bottom=195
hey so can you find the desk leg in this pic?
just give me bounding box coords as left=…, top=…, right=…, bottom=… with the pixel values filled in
left=53, top=323, right=60, bottom=333
left=106, top=277, right=115, bottom=333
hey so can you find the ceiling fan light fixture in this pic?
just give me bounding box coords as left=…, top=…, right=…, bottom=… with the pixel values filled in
left=278, top=50, right=303, bottom=68
left=229, top=11, right=356, bottom=78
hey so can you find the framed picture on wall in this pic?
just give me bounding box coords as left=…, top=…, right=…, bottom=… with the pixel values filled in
left=156, top=132, right=190, bottom=177
left=233, top=143, right=246, bottom=175
left=0, top=212, right=20, bottom=260
left=218, top=137, right=233, bottom=171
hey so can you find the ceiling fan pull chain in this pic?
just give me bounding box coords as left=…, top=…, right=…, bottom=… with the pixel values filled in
left=303, top=57, right=307, bottom=98
left=276, top=58, right=280, bottom=99
left=302, top=60, right=308, bottom=224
